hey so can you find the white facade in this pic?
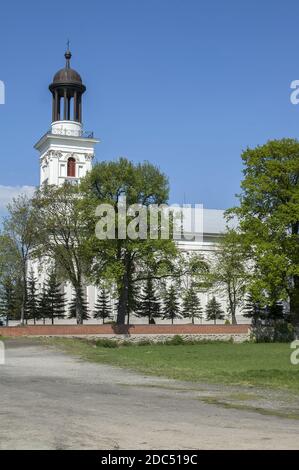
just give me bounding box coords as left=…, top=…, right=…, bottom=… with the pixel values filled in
left=35, top=120, right=98, bottom=186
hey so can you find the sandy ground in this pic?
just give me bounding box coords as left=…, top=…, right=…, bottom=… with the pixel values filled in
left=0, top=338, right=299, bottom=450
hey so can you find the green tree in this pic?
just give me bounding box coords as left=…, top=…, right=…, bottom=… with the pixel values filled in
left=26, top=269, right=40, bottom=324
left=33, top=184, right=90, bottom=324
left=205, top=296, right=225, bottom=324
left=69, top=286, right=90, bottom=323
left=94, top=288, right=112, bottom=323
left=46, top=270, right=66, bottom=324
left=182, top=284, right=203, bottom=324
left=243, top=294, right=265, bottom=326
left=228, top=139, right=299, bottom=325
left=136, top=277, right=161, bottom=324
left=2, top=196, right=38, bottom=324
left=80, top=158, right=178, bottom=325
left=210, top=230, right=249, bottom=324
left=38, top=285, right=49, bottom=324
left=0, top=278, right=16, bottom=326
left=163, top=284, right=180, bottom=324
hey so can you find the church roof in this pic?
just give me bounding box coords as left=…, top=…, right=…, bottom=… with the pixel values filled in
left=51, top=49, right=84, bottom=87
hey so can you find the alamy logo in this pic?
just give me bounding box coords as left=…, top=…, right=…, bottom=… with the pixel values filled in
left=290, top=80, right=299, bottom=104
left=0, top=81, right=5, bottom=105
left=0, top=341, right=5, bottom=365
left=290, top=340, right=299, bottom=365
left=95, top=199, right=204, bottom=241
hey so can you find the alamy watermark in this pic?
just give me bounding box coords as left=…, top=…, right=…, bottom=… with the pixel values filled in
left=0, top=80, right=5, bottom=105
left=95, top=198, right=203, bottom=241
left=290, top=340, right=299, bottom=365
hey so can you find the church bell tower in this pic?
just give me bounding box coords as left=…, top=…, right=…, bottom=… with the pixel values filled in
left=35, top=47, right=99, bottom=186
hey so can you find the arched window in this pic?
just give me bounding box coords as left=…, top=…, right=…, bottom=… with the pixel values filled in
left=67, top=157, right=76, bottom=177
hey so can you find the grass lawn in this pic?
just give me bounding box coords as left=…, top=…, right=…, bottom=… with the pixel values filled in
left=42, top=337, right=299, bottom=392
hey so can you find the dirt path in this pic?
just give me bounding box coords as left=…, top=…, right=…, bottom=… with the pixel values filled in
left=0, top=338, right=299, bottom=449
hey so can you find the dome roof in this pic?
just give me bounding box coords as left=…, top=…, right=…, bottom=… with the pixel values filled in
left=51, top=50, right=84, bottom=86
left=53, top=67, right=82, bottom=85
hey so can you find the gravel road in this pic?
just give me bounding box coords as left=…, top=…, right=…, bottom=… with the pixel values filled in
left=1, top=338, right=298, bottom=450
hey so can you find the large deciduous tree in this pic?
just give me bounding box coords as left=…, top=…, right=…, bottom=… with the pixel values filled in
left=80, top=158, right=178, bottom=325
left=2, top=195, right=38, bottom=324
left=210, top=230, right=249, bottom=324
left=33, top=184, right=90, bottom=324
left=228, top=139, right=299, bottom=325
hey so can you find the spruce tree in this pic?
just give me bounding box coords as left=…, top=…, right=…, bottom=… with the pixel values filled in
left=94, top=288, right=112, bottom=323
left=46, top=271, right=66, bottom=324
left=69, top=286, right=90, bottom=323
left=26, top=270, right=40, bottom=325
left=163, top=284, right=180, bottom=324
left=244, top=295, right=284, bottom=325
left=136, top=278, right=160, bottom=324
left=38, top=285, right=49, bottom=324
left=182, top=284, right=203, bottom=324
left=0, top=278, right=16, bottom=326
left=243, top=294, right=265, bottom=325
left=205, top=296, right=225, bottom=324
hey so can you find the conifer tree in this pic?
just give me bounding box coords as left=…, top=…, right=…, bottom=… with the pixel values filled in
left=163, top=284, right=180, bottom=324
left=244, top=294, right=284, bottom=325
left=205, top=296, right=225, bottom=324
left=0, top=278, right=16, bottom=326
left=26, top=270, right=40, bottom=324
left=69, top=286, right=90, bottom=323
left=136, top=278, right=160, bottom=324
left=94, top=288, right=112, bottom=323
left=38, top=285, right=49, bottom=324
left=46, top=271, right=66, bottom=324
left=243, top=294, right=265, bottom=325
left=182, top=284, right=203, bottom=324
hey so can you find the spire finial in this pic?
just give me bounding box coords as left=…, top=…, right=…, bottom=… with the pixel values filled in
left=65, top=40, right=71, bottom=68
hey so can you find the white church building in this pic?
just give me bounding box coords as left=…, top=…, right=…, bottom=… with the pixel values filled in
left=32, top=49, right=245, bottom=324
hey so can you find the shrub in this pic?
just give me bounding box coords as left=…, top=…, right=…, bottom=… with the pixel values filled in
left=273, top=321, right=295, bottom=343
left=167, top=335, right=185, bottom=345
left=251, top=320, right=295, bottom=343
left=95, top=338, right=119, bottom=348
left=137, top=339, right=152, bottom=346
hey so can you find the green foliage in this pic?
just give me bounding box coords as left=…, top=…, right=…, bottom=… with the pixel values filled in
left=228, top=139, right=299, bottom=324
left=94, top=288, right=112, bottom=323
left=1, top=195, right=38, bottom=324
left=33, top=184, right=90, bottom=324
left=182, top=283, right=203, bottom=323
left=36, top=271, right=66, bottom=324
left=0, top=277, right=17, bottom=325
left=166, top=334, right=185, bottom=345
left=210, top=230, right=249, bottom=324
left=46, top=270, right=66, bottom=324
left=163, top=284, right=181, bottom=324
left=205, top=296, right=225, bottom=324
left=94, top=338, right=118, bottom=348
left=68, top=286, right=90, bottom=323
left=25, top=270, right=40, bottom=324
left=136, top=277, right=161, bottom=324
left=80, top=158, right=179, bottom=325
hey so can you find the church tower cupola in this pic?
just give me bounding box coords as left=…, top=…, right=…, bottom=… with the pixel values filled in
left=49, top=46, right=86, bottom=123
left=35, top=47, right=99, bottom=187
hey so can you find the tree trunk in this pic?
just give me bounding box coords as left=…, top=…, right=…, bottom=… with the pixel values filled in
left=231, top=310, right=237, bottom=325
left=75, top=284, right=84, bottom=325
left=290, top=275, right=299, bottom=325
left=20, top=262, right=27, bottom=326
left=117, top=259, right=130, bottom=325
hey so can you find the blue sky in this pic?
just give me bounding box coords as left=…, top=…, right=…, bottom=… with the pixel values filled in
left=1, top=0, right=299, bottom=213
